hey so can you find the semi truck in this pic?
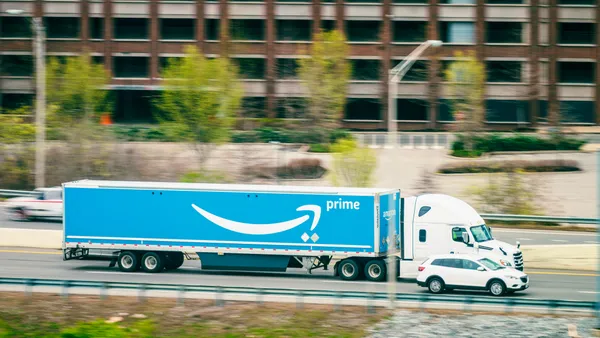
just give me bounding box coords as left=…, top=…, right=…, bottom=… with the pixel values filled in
left=62, top=180, right=524, bottom=281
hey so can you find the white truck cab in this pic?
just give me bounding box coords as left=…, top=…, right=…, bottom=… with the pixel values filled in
left=398, top=194, right=523, bottom=278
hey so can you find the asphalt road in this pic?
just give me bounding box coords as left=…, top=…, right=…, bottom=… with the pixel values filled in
left=0, top=249, right=595, bottom=302
left=0, top=211, right=596, bottom=245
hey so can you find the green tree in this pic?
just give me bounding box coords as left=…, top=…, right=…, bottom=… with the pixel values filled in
left=0, top=107, right=35, bottom=189
left=329, top=138, right=377, bottom=187
left=155, top=45, right=244, bottom=169
left=444, top=50, right=485, bottom=151
left=298, top=30, right=351, bottom=142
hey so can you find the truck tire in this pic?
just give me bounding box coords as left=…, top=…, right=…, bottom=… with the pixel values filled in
left=338, top=259, right=360, bottom=281
left=117, top=251, right=139, bottom=272
left=141, top=252, right=164, bottom=273
left=364, top=260, right=386, bottom=282
left=164, top=252, right=185, bottom=270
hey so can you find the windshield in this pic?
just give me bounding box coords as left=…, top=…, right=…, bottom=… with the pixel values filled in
left=470, top=224, right=493, bottom=242
left=478, top=258, right=505, bottom=271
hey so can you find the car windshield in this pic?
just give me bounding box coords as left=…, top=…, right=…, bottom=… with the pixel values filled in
left=478, top=258, right=505, bottom=271
left=470, top=224, right=493, bottom=242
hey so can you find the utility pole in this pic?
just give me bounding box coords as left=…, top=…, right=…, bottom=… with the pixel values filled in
left=33, top=17, right=46, bottom=188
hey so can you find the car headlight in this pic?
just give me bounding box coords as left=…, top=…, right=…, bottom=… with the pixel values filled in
left=504, top=275, right=519, bottom=280
left=499, top=259, right=512, bottom=267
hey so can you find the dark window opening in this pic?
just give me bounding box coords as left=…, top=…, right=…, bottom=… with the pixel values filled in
left=486, top=100, right=529, bottom=122
left=397, top=99, right=428, bottom=121
left=392, top=21, right=427, bottom=43
left=45, top=17, right=80, bottom=39
left=277, top=98, right=307, bottom=119
left=558, top=62, right=595, bottom=84
left=392, top=60, right=428, bottom=81
left=0, top=17, right=32, bottom=38
left=90, top=17, right=104, bottom=40
left=160, top=18, right=195, bottom=40
left=0, top=55, right=34, bottom=77
left=205, top=19, right=220, bottom=40
left=322, top=20, right=336, bottom=32
left=439, top=22, right=475, bottom=43
left=452, top=227, right=467, bottom=242
left=558, top=0, right=595, bottom=4
left=113, top=56, right=150, bottom=78
left=487, top=0, right=524, bottom=3
left=486, top=61, right=522, bottom=83
left=419, top=229, right=427, bottom=242
left=558, top=23, right=595, bottom=45
left=1, top=94, right=34, bottom=111
left=344, top=98, right=382, bottom=120
left=439, top=0, right=475, bottom=3
left=346, top=21, right=381, bottom=42
left=393, top=0, right=427, bottom=3
left=240, top=97, right=267, bottom=118
left=276, top=58, right=299, bottom=79
left=560, top=101, right=595, bottom=123
left=350, top=59, right=380, bottom=81
left=418, top=206, right=431, bottom=217
left=234, top=58, right=266, bottom=80
left=346, top=0, right=381, bottom=2
left=92, top=56, right=104, bottom=66
left=438, top=99, right=454, bottom=121
left=113, top=90, right=157, bottom=123
left=486, top=22, right=522, bottom=43
left=159, top=57, right=182, bottom=75
left=230, top=19, right=265, bottom=41
left=113, top=18, right=149, bottom=40
left=276, top=20, right=311, bottom=41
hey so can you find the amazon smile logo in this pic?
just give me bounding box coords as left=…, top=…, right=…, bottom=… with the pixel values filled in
left=191, top=204, right=322, bottom=242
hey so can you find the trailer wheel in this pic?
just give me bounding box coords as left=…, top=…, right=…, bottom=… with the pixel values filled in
left=117, top=251, right=139, bottom=272
left=141, top=252, right=164, bottom=273
left=338, top=259, right=360, bottom=281
left=164, top=252, right=185, bottom=270
left=364, top=260, right=386, bottom=282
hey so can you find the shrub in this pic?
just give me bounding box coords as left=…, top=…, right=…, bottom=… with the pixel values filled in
left=438, top=159, right=581, bottom=174
left=180, top=171, right=232, bottom=183
left=278, top=158, right=326, bottom=179
left=451, top=133, right=586, bottom=157
left=308, top=143, right=331, bottom=153
left=230, top=130, right=261, bottom=143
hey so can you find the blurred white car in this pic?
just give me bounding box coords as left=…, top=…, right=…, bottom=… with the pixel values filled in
left=416, top=253, right=529, bottom=296
left=4, top=187, right=63, bottom=221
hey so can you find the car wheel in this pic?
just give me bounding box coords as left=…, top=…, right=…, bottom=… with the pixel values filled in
left=488, top=279, right=506, bottom=296
left=364, top=259, right=386, bottom=282
left=9, top=208, right=30, bottom=222
left=338, top=259, right=360, bottom=281
left=427, top=277, right=445, bottom=294
left=117, top=251, right=139, bottom=272
left=141, top=252, right=164, bottom=273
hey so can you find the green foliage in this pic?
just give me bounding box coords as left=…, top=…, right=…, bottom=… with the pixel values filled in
left=0, top=146, right=34, bottom=190
left=329, top=138, right=377, bottom=187
left=0, top=107, right=35, bottom=144
left=308, top=143, right=331, bottom=153
left=298, top=30, right=351, bottom=138
left=230, top=128, right=353, bottom=145
left=155, top=45, right=244, bottom=148
left=466, top=170, right=545, bottom=215
left=451, top=133, right=586, bottom=157
left=179, top=171, right=233, bottom=183
left=439, top=159, right=581, bottom=174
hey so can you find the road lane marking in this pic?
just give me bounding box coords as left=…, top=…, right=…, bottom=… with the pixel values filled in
left=0, top=249, right=61, bottom=255
left=85, top=271, right=146, bottom=276
left=494, top=229, right=595, bottom=236
left=584, top=241, right=598, bottom=244
left=551, top=240, right=569, bottom=243
left=578, top=291, right=599, bottom=294
left=527, top=271, right=597, bottom=277
left=516, top=238, right=532, bottom=241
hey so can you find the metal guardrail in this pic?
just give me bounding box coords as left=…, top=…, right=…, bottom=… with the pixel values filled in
left=481, top=214, right=598, bottom=225
left=0, top=277, right=595, bottom=313
left=0, top=189, right=38, bottom=197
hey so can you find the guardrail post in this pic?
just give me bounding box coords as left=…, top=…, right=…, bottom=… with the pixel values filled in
left=215, top=287, right=224, bottom=307
left=296, top=291, right=304, bottom=310
left=504, top=298, right=515, bottom=314
left=138, top=284, right=146, bottom=303
left=367, top=292, right=375, bottom=314
left=334, top=291, right=341, bottom=312
left=61, top=280, right=70, bottom=299
left=256, top=289, right=264, bottom=306
left=177, top=286, right=185, bottom=307
left=25, top=279, right=33, bottom=298
left=547, top=300, right=557, bottom=315
left=100, top=282, right=108, bottom=300
left=464, top=296, right=473, bottom=313
left=419, top=294, right=429, bottom=312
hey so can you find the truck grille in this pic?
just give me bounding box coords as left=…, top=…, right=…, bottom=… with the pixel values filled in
left=513, top=251, right=524, bottom=271
left=520, top=276, right=528, bottom=283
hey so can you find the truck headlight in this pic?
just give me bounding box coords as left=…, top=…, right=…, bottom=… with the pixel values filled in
left=499, top=259, right=512, bottom=267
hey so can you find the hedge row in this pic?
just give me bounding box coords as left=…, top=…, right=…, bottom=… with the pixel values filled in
left=452, top=133, right=586, bottom=156
left=438, top=159, right=581, bottom=174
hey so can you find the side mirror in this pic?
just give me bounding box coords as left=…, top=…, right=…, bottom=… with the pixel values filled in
left=461, top=232, right=470, bottom=244
left=477, top=266, right=485, bottom=272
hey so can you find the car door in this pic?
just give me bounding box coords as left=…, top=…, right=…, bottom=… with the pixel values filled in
left=438, top=258, right=463, bottom=286
left=457, top=259, right=489, bottom=288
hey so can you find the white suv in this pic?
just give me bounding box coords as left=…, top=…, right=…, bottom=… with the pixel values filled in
left=416, top=253, right=529, bottom=296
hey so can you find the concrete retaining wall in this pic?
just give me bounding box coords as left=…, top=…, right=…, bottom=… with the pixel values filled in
left=0, top=228, right=62, bottom=249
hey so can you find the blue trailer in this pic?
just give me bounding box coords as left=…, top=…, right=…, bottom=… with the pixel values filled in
left=62, top=180, right=400, bottom=281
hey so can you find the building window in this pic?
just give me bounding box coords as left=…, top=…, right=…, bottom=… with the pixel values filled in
left=276, top=20, right=311, bottom=41
left=0, top=17, right=32, bottom=38
left=558, top=62, right=595, bottom=84
left=439, top=0, right=474, bottom=3
left=346, top=0, right=381, bottom=2
left=438, top=99, right=454, bottom=121
left=558, top=23, right=596, bottom=45
left=276, top=58, right=299, bottom=79
left=233, top=58, right=266, bottom=80
left=345, top=98, right=382, bottom=120
left=558, top=0, right=595, bottom=4
left=322, top=20, right=336, bottom=32
left=350, top=60, right=380, bottom=81
left=113, top=90, right=158, bottom=123
left=347, top=21, right=381, bottom=42
left=397, top=99, right=428, bottom=121
left=1, top=94, right=34, bottom=110
left=205, top=19, right=219, bottom=40
left=113, top=56, right=150, bottom=78
left=277, top=98, right=307, bottom=119
left=159, top=57, right=182, bottom=75
left=45, top=17, right=80, bottom=39
left=92, top=56, right=104, bottom=66
left=392, top=21, right=427, bottom=43
left=560, top=101, right=595, bottom=123
left=113, top=18, right=149, bottom=40
left=393, top=0, right=428, bottom=3
left=486, top=100, right=529, bottom=122
left=486, top=0, right=523, bottom=3
left=439, top=22, right=475, bottom=44
left=160, top=19, right=195, bottom=41
left=240, top=97, right=267, bottom=118
left=90, top=17, right=104, bottom=40
left=0, top=55, right=34, bottom=77
left=392, top=60, right=429, bottom=81
left=486, top=22, right=522, bottom=43
left=486, top=61, right=522, bottom=83
left=230, top=19, right=265, bottom=41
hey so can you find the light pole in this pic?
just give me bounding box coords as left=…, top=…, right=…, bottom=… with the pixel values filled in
left=386, top=40, right=442, bottom=148
left=6, top=9, right=46, bottom=188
